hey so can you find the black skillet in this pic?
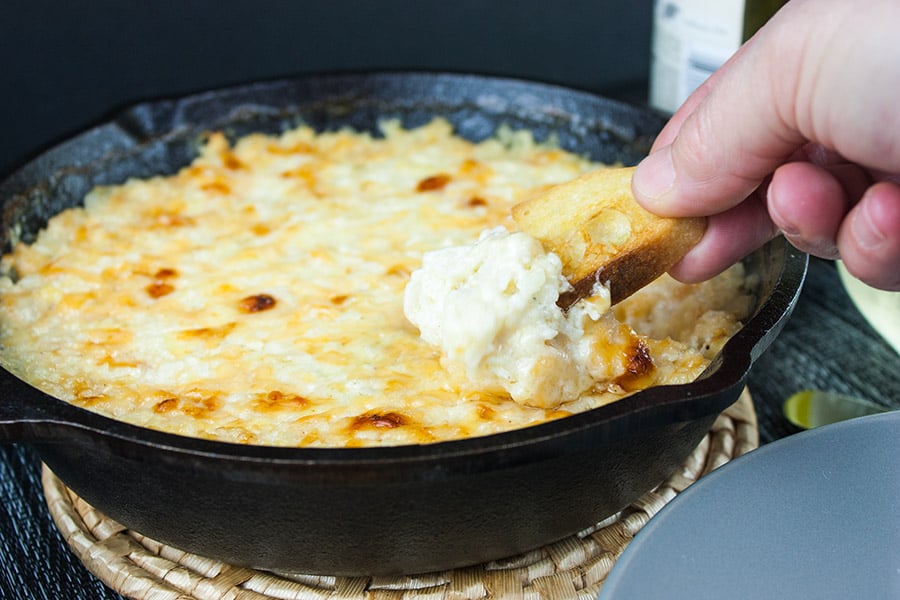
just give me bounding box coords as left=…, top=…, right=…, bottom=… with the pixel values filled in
left=0, top=71, right=807, bottom=576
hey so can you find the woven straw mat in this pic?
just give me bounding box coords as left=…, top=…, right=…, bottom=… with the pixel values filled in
left=44, top=389, right=758, bottom=600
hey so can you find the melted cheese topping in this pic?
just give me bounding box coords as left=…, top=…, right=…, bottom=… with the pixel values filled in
left=0, top=119, right=752, bottom=447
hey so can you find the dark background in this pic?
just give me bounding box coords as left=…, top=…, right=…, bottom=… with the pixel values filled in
left=0, top=0, right=654, bottom=178
left=2, top=3, right=900, bottom=599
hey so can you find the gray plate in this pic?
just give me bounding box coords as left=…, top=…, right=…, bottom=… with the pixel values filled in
left=599, top=410, right=900, bottom=600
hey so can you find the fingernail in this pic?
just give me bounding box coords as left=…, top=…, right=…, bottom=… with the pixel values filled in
left=783, top=232, right=840, bottom=259
left=852, top=192, right=887, bottom=250
left=633, top=146, right=676, bottom=206
left=766, top=185, right=800, bottom=236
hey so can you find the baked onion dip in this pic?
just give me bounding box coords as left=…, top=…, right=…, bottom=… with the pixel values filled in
left=404, top=227, right=613, bottom=409
left=0, top=119, right=752, bottom=447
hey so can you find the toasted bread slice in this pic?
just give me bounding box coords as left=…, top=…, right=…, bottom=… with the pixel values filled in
left=512, top=166, right=706, bottom=308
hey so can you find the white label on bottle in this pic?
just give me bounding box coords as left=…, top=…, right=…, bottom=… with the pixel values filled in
left=650, top=0, right=745, bottom=113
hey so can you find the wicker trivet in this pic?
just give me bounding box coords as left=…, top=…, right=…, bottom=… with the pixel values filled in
left=44, top=389, right=757, bottom=600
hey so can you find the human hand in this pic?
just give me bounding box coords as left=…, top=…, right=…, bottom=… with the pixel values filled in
left=632, top=0, right=900, bottom=291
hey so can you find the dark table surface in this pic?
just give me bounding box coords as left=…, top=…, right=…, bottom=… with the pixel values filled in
left=2, top=256, right=897, bottom=599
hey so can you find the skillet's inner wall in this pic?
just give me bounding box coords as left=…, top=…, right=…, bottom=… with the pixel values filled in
left=1, top=75, right=664, bottom=252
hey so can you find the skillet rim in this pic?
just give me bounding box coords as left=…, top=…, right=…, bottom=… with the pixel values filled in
left=0, top=70, right=808, bottom=466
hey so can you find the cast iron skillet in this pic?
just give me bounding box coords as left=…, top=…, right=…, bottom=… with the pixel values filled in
left=0, top=71, right=807, bottom=576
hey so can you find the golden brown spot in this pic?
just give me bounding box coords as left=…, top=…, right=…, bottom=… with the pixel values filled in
left=213, top=426, right=257, bottom=445
left=546, top=408, right=574, bottom=421
left=146, top=281, right=175, bottom=298
left=239, top=294, right=277, bottom=313
left=616, top=339, right=656, bottom=391
left=87, top=328, right=133, bottom=346
left=200, top=181, right=232, bottom=194
left=38, top=261, right=65, bottom=276
left=251, top=224, right=271, bottom=236
left=58, top=292, right=93, bottom=311
left=385, top=264, right=410, bottom=278
left=153, top=398, right=179, bottom=413
left=220, top=150, right=246, bottom=170
left=152, top=212, right=195, bottom=227
left=467, top=196, right=488, bottom=208
left=416, top=174, right=451, bottom=192
left=268, top=141, right=315, bottom=155
left=458, top=158, right=494, bottom=183
left=458, top=158, right=481, bottom=174
left=215, top=283, right=239, bottom=294
left=625, top=340, right=653, bottom=376
left=72, top=394, right=106, bottom=408
left=349, top=411, right=409, bottom=430
left=329, top=294, right=349, bottom=305
left=154, top=268, right=178, bottom=279
left=181, top=395, right=222, bottom=419
left=178, top=322, right=237, bottom=343
left=184, top=165, right=211, bottom=178
left=253, top=390, right=311, bottom=412
left=71, top=380, right=107, bottom=407
left=298, top=432, right=322, bottom=446
left=476, top=404, right=496, bottom=420
left=96, top=355, right=139, bottom=368
left=280, top=164, right=319, bottom=190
